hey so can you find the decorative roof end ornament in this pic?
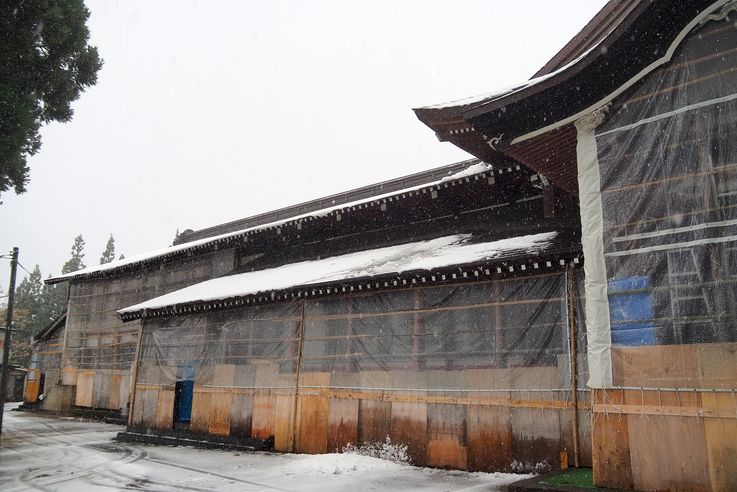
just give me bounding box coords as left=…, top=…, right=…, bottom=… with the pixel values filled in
left=487, top=133, right=504, bottom=150
left=574, top=103, right=611, bottom=134
left=698, top=0, right=737, bottom=27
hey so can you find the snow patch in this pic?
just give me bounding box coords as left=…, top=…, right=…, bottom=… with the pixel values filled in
left=284, top=453, right=407, bottom=476
left=419, top=27, right=615, bottom=111
left=342, top=436, right=411, bottom=465
left=118, top=231, right=557, bottom=314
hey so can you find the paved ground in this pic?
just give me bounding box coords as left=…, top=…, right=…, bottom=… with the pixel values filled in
left=0, top=403, right=528, bottom=491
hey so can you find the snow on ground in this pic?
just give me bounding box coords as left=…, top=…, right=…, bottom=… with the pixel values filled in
left=1, top=403, right=530, bottom=491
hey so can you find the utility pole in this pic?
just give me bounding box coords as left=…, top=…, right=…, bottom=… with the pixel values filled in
left=0, top=247, right=19, bottom=446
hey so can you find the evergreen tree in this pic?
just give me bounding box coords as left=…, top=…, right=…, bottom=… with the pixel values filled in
left=0, top=0, right=103, bottom=199
left=40, top=275, right=67, bottom=321
left=62, top=234, right=86, bottom=274
left=119, top=253, right=125, bottom=260
left=15, top=264, right=43, bottom=312
left=1, top=307, right=32, bottom=366
left=100, top=234, right=115, bottom=264
left=11, top=265, right=44, bottom=366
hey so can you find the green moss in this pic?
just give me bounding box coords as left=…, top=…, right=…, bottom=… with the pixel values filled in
left=539, top=468, right=596, bottom=489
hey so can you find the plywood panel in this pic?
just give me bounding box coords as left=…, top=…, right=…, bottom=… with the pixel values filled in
left=467, top=404, right=512, bottom=472
left=155, top=389, right=174, bottom=429
left=466, top=368, right=510, bottom=393
left=511, top=403, right=561, bottom=471
left=328, top=398, right=359, bottom=453
left=75, top=370, right=94, bottom=407
left=231, top=364, right=256, bottom=438
left=230, top=394, right=254, bottom=438
left=140, top=389, right=159, bottom=427
left=697, top=342, right=737, bottom=388
left=466, top=368, right=513, bottom=471
left=109, top=373, right=122, bottom=410
left=254, top=363, right=279, bottom=387
left=296, top=372, right=330, bottom=454
left=613, top=345, right=700, bottom=388
left=119, top=374, right=130, bottom=413
left=390, top=401, right=427, bottom=465
left=131, top=386, right=146, bottom=426
left=92, top=373, right=108, bottom=409
left=274, top=393, right=295, bottom=452
left=700, top=392, right=737, bottom=492
left=426, top=404, right=468, bottom=470
left=575, top=390, right=593, bottom=467
left=207, top=365, right=235, bottom=436
left=61, top=367, right=78, bottom=386
left=213, top=364, right=236, bottom=385
left=190, top=389, right=212, bottom=434
left=251, top=363, right=279, bottom=439
left=25, top=374, right=40, bottom=403
left=592, top=389, right=633, bottom=489
left=626, top=389, right=709, bottom=492
left=208, top=392, right=233, bottom=436
left=296, top=395, right=329, bottom=453
left=358, top=400, right=392, bottom=445
left=507, top=366, right=560, bottom=390
left=251, top=393, right=275, bottom=439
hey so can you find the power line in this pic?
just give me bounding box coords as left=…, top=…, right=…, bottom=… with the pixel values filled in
left=17, top=261, right=32, bottom=276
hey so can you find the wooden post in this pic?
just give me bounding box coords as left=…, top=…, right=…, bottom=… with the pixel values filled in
left=566, top=265, right=580, bottom=468
left=127, top=321, right=146, bottom=427
left=412, top=290, right=424, bottom=370
left=289, top=299, right=307, bottom=452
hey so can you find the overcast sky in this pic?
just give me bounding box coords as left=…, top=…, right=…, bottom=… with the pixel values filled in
left=0, top=0, right=608, bottom=289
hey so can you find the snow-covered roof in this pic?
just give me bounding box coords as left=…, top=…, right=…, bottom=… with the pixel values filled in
left=118, top=231, right=566, bottom=319
left=417, top=31, right=610, bottom=111
left=47, top=161, right=497, bottom=285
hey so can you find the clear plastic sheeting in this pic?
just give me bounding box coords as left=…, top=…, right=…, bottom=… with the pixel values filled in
left=37, top=328, right=64, bottom=375
left=593, top=15, right=737, bottom=388
left=131, top=271, right=591, bottom=471
left=136, top=302, right=302, bottom=387
left=301, top=275, right=568, bottom=380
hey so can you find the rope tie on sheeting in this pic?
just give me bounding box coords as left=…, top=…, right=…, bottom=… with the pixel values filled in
left=676, top=389, right=684, bottom=421
left=658, top=388, right=664, bottom=419
left=714, top=389, right=720, bottom=421
left=693, top=388, right=704, bottom=422
left=641, top=388, right=650, bottom=421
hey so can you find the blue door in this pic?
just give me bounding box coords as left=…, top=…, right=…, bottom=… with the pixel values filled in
left=174, top=363, right=195, bottom=423
left=174, top=380, right=194, bottom=423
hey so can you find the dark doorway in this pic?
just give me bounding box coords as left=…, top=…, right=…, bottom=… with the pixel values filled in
left=173, top=380, right=194, bottom=425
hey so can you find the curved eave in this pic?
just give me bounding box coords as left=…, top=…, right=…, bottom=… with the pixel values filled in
left=465, top=0, right=719, bottom=147
left=118, top=252, right=583, bottom=322
left=415, top=0, right=719, bottom=148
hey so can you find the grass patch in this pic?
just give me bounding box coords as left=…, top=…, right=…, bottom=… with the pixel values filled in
left=539, top=468, right=596, bottom=489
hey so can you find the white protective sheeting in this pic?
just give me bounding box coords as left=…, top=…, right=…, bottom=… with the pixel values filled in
left=119, top=231, right=557, bottom=315
left=575, top=107, right=613, bottom=389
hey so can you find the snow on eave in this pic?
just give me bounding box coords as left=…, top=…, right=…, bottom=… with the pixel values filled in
left=118, top=231, right=566, bottom=319
left=46, top=161, right=497, bottom=285
left=415, top=24, right=614, bottom=113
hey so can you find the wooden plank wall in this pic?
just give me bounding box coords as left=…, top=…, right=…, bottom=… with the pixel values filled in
left=133, top=364, right=589, bottom=472
left=593, top=343, right=737, bottom=491
left=288, top=369, right=587, bottom=471
left=70, top=368, right=129, bottom=411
